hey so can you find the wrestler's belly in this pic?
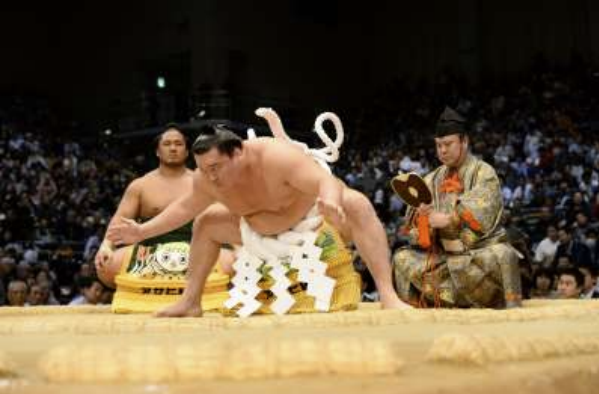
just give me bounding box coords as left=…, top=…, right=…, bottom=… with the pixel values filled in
left=244, top=199, right=315, bottom=236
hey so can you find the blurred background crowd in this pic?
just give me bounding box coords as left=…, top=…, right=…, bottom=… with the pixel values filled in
left=2, top=58, right=599, bottom=306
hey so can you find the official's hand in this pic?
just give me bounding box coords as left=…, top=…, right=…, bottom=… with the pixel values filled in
left=428, top=211, right=452, bottom=229
left=416, top=203, right=433, bottom=217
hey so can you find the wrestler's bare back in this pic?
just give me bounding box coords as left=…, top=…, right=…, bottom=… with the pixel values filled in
left=134, top=169, right=194, bottom=219
left=195, top=138, right=319, bottom=236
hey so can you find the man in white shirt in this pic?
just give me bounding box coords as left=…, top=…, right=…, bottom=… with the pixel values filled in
left=534, top=225, right=559, bottom=268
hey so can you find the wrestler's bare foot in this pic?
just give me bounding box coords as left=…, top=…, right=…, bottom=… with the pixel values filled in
left=381, top=293, right=413, bottom=309
left=154, top=299, right=203, bottom=318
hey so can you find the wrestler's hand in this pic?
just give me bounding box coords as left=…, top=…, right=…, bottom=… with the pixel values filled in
left=317, top=197, right=347, bottom=228
left=94, top=245, right=113, bottom=272
left=106, top=217, right=144, bottom=246
left=428, top=211, right=452, bottom=229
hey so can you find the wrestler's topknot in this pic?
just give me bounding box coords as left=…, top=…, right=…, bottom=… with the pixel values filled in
left=192, top=125, right=242, bottom=157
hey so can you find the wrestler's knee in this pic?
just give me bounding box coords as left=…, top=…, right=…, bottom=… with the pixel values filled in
left=342, top=189, right=376, bottom=219
left=96, top=249, right=126, bottom=288
left=193, top=204, right=232, bottom=233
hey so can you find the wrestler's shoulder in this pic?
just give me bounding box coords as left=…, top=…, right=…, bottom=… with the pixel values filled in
left=245, top=136, right=278, bottom=148
left=251, top=137, right=305, bottom=157
left=135, top=170, right=159, bottom=185
left=121, top=176, right=144, bottom=195
left=139, top=168, right=195, bottom=181
left=245, top=137, right=290, bottom=161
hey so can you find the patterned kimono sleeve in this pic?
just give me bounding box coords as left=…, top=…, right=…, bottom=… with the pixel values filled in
left=404, top=206, right=421, bottom=246
left=455, top=162, right=502, bottom=236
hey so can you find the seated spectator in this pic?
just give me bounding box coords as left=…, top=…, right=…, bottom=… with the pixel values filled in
left=533, top=225, right=559, bottom=268
left=6, top=280, right=28, bottom=306
left=556, top=267, right=584, bottom=299
left=27, top=284, right=46, bottom=306
left=555, top=255, right=574, bottom=271
left=56, top=285, right=76, bottom=305
left=567, top=192, right=592, bottom=222
left=35, top=269, right=55, bottom=287
left=553, top=226, right=592, bottom=269
left=14, top=262, right=34, bottom=283
left=530, top=268, right=556, bottom=299
left=0, top=256, right=16, bottom=277
left=579, top=265, right=599, bottom=299
left=585, top=228, right=598, bottom=263
left=69, top=276, right=104, bottom=306
left=37, top=280, right=59, bottom=305
left=572, top=212, right=592, bottom=242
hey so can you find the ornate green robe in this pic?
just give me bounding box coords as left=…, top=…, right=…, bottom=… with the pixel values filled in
left=393, top=154, right=522, bottom=308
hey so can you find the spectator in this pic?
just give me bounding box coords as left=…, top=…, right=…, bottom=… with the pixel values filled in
left=553, top=227, right=592, bottom=269
left=6, top=280, right=28, bottom=306
left=27, top=284, right=46, bottom=306
left=556, top=267, right=584, bottom=299
left=37, top=281, right=59, bottom=305
left=579, top=265, right=599, bottom=299
left=530, top=268, right=555, bottom=299
left=69, top=276, right=104, bottom=305
left=533, top=225, right=559, bottom=268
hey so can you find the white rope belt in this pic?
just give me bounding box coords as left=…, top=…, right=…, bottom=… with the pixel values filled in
left=224, top=108, right=344, bottom=318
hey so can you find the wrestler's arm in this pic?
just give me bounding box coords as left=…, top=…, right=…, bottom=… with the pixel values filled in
left=107, top=172, right=214, bottom=245
left=100, top=178, right=142, bottom=251
left=137, top=172, right=214, bottom=240
left=266, top=141, right=347, bottom=228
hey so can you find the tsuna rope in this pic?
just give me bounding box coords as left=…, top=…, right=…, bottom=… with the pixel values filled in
left=254, top=107, right=344, bottom=171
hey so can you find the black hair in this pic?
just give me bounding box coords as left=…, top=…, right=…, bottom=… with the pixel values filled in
left=579, top=264, right=598, bottom=278
left=154, top=123, right=189, bottom=149
left=559, top=226, right=573, bottom=235
left=533, top=267, right=555, bottom=286
left=192, top=125, right=243, bottom=157
left=558, top=267, right=584, bottom=288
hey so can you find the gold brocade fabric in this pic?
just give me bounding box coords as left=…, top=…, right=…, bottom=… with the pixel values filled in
left=394, top=155, right=522, bottom=308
